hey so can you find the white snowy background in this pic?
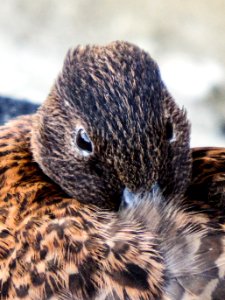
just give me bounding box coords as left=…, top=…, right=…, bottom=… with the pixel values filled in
left=0, top=0, right=224, bottom=146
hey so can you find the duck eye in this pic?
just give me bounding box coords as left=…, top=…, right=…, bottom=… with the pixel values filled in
left=165, top=120, right=174, bottom=142
left=76, top=129, right=93, bottom=154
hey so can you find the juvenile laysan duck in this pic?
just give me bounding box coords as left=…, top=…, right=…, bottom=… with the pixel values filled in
left=0, top=41, right=225, bottom=299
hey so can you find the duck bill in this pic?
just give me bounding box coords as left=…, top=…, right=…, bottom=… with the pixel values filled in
left=120, top=183, right=160, bottom=210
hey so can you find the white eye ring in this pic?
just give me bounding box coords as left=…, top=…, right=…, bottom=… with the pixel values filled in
left=74, top=127, right=93, bottom=156
left=169, top=134, right=177, bottom=143
left=165, top=120, right=176, bottom=143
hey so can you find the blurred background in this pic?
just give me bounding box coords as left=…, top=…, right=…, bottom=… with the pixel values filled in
left=0, top=0, right=224, bottom=146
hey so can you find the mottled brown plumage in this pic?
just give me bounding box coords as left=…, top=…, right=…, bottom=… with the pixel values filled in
left=0, top=41, right=225, bottom=299
left=0, top=117, right=225, bottom=299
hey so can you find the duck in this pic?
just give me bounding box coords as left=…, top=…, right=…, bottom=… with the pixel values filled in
left=0, top=41, right=224, bottom=299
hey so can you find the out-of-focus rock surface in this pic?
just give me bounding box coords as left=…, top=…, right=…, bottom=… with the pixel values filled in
left=0, top=95, right=39, bottom=125
left=0, top=0, right=224, bottom=146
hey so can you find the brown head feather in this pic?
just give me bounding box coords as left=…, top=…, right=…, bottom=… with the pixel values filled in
left=31, top=41, right=191, bottom=209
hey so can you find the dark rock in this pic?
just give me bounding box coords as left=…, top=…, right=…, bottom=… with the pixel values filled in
left=0, top=95, right=39, bottom=125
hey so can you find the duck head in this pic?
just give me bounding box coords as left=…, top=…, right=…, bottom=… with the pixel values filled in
left=31, top=41, right=191, bottom=209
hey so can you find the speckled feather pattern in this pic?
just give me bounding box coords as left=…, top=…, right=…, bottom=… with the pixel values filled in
left=0, top=118, right=225, bottom=299
left=0, top=117, right=165, bottom=299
